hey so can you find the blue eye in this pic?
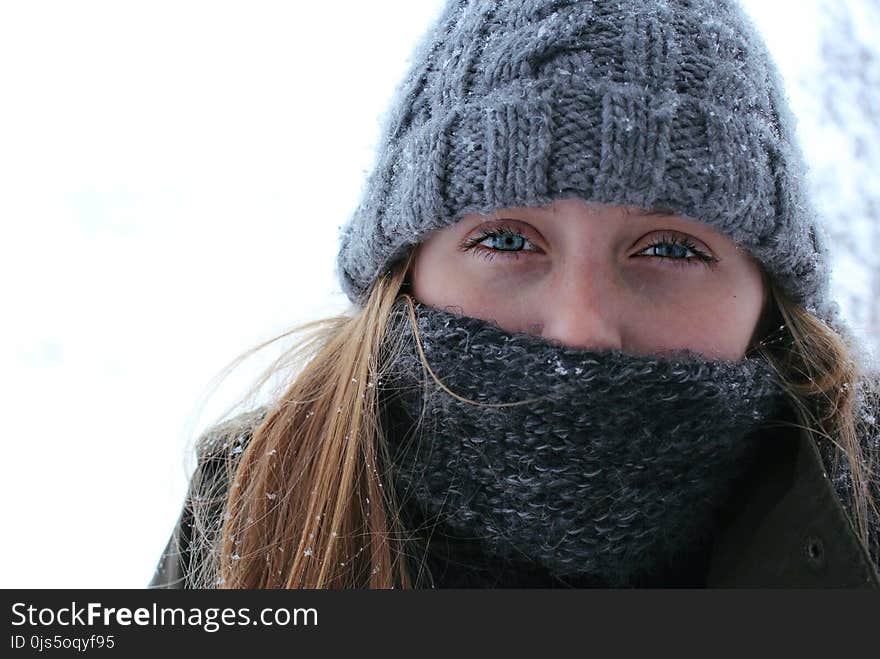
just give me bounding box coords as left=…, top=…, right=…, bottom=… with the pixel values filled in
left=461, top=225, right=538, bottom=262
left=485, top=232, right=526, bottom=251
left=633, top=233, right=717, bottom=267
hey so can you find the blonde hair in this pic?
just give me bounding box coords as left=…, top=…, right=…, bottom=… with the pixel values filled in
left=750, top=282, right=879, bottom=553
left=183, top=252, right=878, bottom=588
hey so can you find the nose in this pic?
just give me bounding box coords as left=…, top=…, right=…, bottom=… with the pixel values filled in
left=537, top=262, right=623, bottom=352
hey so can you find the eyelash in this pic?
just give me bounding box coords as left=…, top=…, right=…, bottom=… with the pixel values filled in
left=460, top=224, right=537, bottom=262
left=460, top=225, right=718, bottom=268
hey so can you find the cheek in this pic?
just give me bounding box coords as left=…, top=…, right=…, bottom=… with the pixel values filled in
left=641, top=274, right=764, bottom=359
left=722, top=265, right=766, bottom=333
left=411, top=244, right=542, bottom=326
left=411, top=248, right=444, bottom=303
left=411, top=241, right=483, bottom=309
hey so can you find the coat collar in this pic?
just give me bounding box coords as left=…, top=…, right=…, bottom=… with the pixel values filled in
left=706, top=422, right=879, bottom=588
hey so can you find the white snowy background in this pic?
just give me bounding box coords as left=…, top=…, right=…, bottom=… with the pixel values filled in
left=1, top=0, right=877, bottom=588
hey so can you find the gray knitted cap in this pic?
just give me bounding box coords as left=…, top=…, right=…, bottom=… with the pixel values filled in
left=336, top=0, right=836, bottom=323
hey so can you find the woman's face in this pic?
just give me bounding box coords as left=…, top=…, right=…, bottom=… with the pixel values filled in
left=410, top=198, right=768, bottom=361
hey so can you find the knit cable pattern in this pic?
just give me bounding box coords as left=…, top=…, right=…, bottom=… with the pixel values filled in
left=336, top=0, right=835, bottom=325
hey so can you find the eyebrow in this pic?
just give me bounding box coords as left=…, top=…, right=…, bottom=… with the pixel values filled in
left=633, top=207, right=676, bottom=217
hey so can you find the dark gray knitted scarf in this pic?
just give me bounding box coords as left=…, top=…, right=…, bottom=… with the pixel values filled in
left=380, top=300, right=788, bottom=587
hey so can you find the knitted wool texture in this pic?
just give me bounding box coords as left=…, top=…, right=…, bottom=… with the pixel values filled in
left=381, top=300, right=788, bottom=585
left=336, top=0, right=839, bottom=327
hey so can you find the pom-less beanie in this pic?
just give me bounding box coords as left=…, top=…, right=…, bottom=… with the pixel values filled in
left=335, top=0, right=839, bottom=326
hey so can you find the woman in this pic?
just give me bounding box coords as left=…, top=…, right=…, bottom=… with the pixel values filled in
left=149, top=0, right=880, bottom=588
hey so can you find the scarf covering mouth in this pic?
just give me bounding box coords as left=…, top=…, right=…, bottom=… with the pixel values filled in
left=379, top=299, right=789, bottom=586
